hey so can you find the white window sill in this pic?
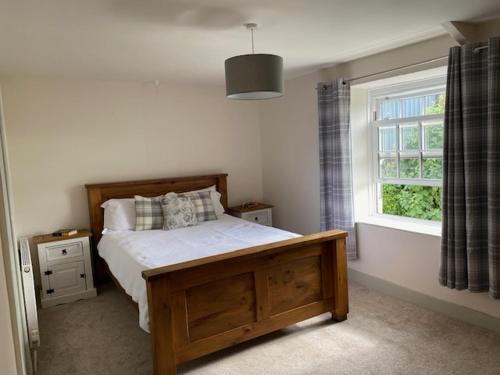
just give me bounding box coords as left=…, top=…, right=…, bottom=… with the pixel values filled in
left=356, top=215, right=442, bottom=237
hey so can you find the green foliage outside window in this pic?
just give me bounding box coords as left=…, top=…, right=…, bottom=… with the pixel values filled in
left=424, top=123, right=444, bottom=149
left=400, top=125, right=419, bottom=150
left=423, top=158, right=443, bottom=179
left=380, top=158, right=397, bottom=178
left=380, top=94, right=445, bottom=222
left=425, top=94, right=445, bottom=115
left=400, top=158, right=420, bottom=178
left=382, top=184, right=442, bottom=221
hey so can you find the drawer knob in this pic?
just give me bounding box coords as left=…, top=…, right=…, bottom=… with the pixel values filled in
left=61, top=249, right=67, bottom=255
left=254, top=217, right=258, bottom=221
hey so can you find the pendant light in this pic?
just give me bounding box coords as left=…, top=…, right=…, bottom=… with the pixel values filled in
left=225, top=23, right=284, bottom=100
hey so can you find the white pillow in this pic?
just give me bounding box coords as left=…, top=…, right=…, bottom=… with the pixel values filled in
left=191, top=185, right=225, bottom=216
left=101, top=198, right=136, bottom=231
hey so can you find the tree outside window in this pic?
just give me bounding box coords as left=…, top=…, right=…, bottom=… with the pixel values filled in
left=373, top=90, right=445, bottom=222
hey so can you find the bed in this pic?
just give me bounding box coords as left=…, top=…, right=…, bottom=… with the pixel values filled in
left=98, top=214, right=302, bottom=332
left=86, top=174, right=348, bottom=375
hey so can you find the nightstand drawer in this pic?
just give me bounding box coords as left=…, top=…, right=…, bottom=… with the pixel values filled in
left=46, top=241, right=83, bottom=263
left=228, top=203, right=273, bottom=227
left=241, top=209, right=271, bottom=226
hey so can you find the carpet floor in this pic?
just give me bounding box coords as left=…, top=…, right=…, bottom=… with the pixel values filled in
left=37, top=282, right=500, bottom=375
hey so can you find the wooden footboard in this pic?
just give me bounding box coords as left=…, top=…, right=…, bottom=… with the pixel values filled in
left=142, top=230, right=348, bottom=375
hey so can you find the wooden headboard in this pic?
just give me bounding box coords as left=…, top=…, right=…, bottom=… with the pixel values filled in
left=85, top=173, right=228, bottom=284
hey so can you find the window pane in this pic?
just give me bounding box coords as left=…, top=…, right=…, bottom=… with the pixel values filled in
left=423, top=157, right=443, bottom=179
left=381, top=184, right=442, bottom=221
left=400, top=158, right=420, bottom=178
left=378, top=92, right=445, bottom=120
left=380, top=158, right=397, bottom=178
left=400, top=124, right=419, bottom=151
left=379, top=99, right=400, bottom=120
left=424, top=94, right=445, bottom=115
left=379, top=126, right=397, bottom=152
left=423, top=121, right=444, bottom=150
left=401, top=97, right=424, bottom=117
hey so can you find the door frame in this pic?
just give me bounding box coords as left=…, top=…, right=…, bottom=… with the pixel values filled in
left=0, top=85, right=31, bottom=374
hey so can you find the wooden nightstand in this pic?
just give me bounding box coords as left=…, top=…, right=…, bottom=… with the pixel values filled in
left=33, top=230, right=97, bottom=308
left=228, top=203, right=273, bottom=227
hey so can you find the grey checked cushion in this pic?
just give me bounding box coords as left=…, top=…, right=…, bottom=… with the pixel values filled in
left=179, top=191, right=217, bottom=222
left=161, top=193, right=198, bottom=230
left=134, top=195, right=163, bottom=231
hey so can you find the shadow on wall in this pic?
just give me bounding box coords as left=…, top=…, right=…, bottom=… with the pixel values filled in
left=108, top=0, right=247, bottom=30
left=66, top=183, right=91, bottom=230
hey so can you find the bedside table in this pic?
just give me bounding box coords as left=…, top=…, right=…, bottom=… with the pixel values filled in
left=228, top=203, right=273, bottom=227
left=33, top=230, right=97, bottom=308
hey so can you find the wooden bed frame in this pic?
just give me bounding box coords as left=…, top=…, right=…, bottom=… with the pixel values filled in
left=86, top=174, right=348, bottom=375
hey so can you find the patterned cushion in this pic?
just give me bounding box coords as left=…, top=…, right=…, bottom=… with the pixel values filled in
left=179, top=191, right=217, bottom=222
left=161, top=193, right=198, bottom=230
left=134, top=195, right=163, bottom=231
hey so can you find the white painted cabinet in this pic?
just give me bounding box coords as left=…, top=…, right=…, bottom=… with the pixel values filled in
left=239, top=209, right=273, bottom=226
left=34, top=232, right=96, bottom=308
left=228, top=203, right=273, bottom=227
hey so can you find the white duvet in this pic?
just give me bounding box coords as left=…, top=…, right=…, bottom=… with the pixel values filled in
left=97, top=214, right=300, bottom=332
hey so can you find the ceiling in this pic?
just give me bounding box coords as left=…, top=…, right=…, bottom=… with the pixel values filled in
left=0, top=0, right=499, bottom=84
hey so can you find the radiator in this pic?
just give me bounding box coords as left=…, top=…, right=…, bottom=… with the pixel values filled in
left=19, top=237, right=40, bottom=373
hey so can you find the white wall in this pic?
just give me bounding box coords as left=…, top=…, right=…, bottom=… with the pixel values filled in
left=0, top=77, right=264, bottom=291
left=323, top=34, right=455, bottom=84
left=259, top=32, right=500, bottom=319
left=259, top=70, right=327, bottom=235
left=0, top=240, right=17, bottom=375
left=352, top=223, right=500, bottom=318
left=349, top=79, right=500, bottom=319
left=350, top=87, right=371, bottom=220
left=260, top=35, right=456, bottom=235
left=1, top=78, right=263, bottom=239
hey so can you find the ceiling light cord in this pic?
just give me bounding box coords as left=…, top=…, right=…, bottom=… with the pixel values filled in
left=245, top=23, right=258, bottom=54
left=251, top=27, right=255, bottom=54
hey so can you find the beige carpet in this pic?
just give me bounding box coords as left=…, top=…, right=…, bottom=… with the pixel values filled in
left=37, top=282, right=500, bottom=375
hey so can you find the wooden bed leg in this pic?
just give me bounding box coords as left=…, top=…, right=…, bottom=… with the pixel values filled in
left=331, top=237, right=348, bottom=322
left=147, top=278, right=177, bottom=375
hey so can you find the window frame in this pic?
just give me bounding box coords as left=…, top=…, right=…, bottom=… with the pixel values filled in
left=367, top=76, right=446, bottom=220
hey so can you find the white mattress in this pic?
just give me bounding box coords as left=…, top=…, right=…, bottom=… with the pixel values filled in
left=97, top=214, right=300, bottom=332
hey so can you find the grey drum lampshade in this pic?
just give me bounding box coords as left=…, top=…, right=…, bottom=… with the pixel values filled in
left=225, top=53, right=284, bottom=99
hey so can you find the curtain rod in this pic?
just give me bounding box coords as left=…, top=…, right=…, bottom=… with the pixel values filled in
left=473, top=45, right=489, bottom=53
left=345, top=55, right=448, bottom=83
left=318, top=44, right=489, bottom=89
left=346, top=45, right=488, bottom=82
left=316, top=55, right=448, bottom=89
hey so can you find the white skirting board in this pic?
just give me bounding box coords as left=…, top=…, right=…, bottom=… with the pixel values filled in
left=348, top=268, right=500, bottom=334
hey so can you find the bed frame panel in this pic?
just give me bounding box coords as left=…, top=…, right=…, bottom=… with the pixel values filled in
left=85, top=174, right=348, bottom=374
left=143, top=230, right=347, bottom=374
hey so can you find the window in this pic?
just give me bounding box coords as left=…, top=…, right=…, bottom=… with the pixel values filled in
left=369, top=78, right=445, bottom=222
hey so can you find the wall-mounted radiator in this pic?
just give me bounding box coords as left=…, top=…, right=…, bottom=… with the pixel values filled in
left=19, top=237, right=40, bottom=373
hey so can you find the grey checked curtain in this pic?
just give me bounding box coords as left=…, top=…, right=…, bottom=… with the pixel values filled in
left=318, top=79, right=357, bottom=259
left=440, top=37, right=500, bottom=299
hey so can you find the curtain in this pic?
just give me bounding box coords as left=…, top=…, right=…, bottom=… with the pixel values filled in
left=318, top=79, right=357, bottom=260
left=440, top=37, right=500, bottom=299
